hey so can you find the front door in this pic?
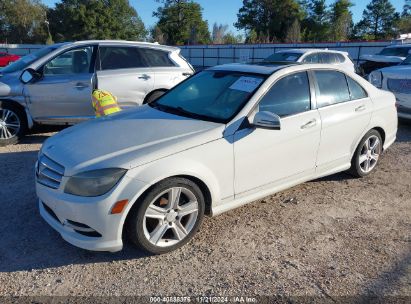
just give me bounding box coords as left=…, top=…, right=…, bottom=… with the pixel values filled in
left=96, top=46, right=154, bottom=108
left=233, top=71, right=321, bottom=196
left=25, top=46, right=96, bottom=123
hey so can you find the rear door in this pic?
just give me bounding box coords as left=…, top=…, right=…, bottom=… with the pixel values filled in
left=139, top=48, right=189, bottom=90
left=25, top=45, right=96, bottom=123
left=313, top=70, right=372, bottom=171
left=96, top=46, right=154, bottom=108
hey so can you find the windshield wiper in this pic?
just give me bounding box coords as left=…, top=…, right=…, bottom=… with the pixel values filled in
left=150, top=102, right=221, bottom=123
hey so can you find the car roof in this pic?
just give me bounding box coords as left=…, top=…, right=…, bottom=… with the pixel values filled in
left=67, top=40, right=179, bottom=52
left=385, top=44, right=411, bottom=48
left=207, top=63, right=298, bottom=75
left=276, top=48, right=347, bottom=55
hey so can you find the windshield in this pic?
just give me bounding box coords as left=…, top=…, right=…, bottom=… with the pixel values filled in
left=401, top=55, right=411, bottom=65
left=151, top=70, right=266, bottom=123
left=0, top=46, right=57, bottom=73
left=264, top=52, right=302, bottom=62
left=378, top=47, right=411, bottom=57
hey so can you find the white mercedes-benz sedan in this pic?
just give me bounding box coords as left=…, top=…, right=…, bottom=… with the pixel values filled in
left=36, top=63, right=398, bottom=254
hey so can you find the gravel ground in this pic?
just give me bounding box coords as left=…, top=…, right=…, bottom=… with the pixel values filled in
left=0, top=122, right=410, bottom=300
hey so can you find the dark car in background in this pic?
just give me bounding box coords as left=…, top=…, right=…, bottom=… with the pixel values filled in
left=358, top=44, right=411, bottom=76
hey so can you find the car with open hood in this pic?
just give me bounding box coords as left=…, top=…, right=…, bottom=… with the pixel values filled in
left=36, top=62, right=397, bottom=254
left=358, top=44, right=411, bottom=76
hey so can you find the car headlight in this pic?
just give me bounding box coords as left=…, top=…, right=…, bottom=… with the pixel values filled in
left=64, top=168, right=127, bottom=197
left=369, top=71, right=383, bottom=88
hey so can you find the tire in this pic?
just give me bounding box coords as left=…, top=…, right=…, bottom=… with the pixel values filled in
left=349, top=129, right=383, bottom=178
left=0, top=102, right=27, bottom=146
left=144, top=90, right=166, bottom=104
left=126, top=177, right=205, bottom=254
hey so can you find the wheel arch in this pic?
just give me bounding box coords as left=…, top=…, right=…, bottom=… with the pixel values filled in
left=121, top=173, right=213, bottom=241
left=0, top=98, right=32, bottom=128
left=350, top=126, right=386, bottom=161
left=143, top=89, right=168, bottom=104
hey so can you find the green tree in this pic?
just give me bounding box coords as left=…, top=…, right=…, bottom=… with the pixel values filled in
left=0, top=0, right=49, bottom=44
left=403, top=0, right=411, bottom=16
left=397, top=0, right=411, bottom=34
left=235, top=0, right=304, bottom=43
left=301, top=0, right=330, bottom=42
left=329, top=0, right=353, bottom=41
left=150, top=25, right=166, bottom=44
left=355, top=0, right=399, bottom=40
left=153, top=0, right=210, bottom=45
left=48, top=0, right=146, bottom=42
left=285, top=19, right=302, bottom=42
left=212, top=23, right=229, bottom=44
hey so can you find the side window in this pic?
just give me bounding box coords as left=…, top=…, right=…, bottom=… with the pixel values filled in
left=44, top=46, right=93, bottom=75
left=336, top=53, right=346, bottom=63
left=314, top=70, right=350, bottom=107
left=320, top=53, right=336, bottom=64
left=99, top=47, right=147, bottom=70
left=140, top=48, right=175, bottom=67
left=347, top=76, right=368, bottom=100
left=259, top=72, right=311, bottom=117
left=302, top=53, right=319, bottom=63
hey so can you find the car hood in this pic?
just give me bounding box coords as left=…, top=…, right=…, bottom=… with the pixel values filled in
left=360, top=54, right=405, bottom=63
left=379, top=65, right=411, bottom=79
left=41, top=106, right=224, bottom=176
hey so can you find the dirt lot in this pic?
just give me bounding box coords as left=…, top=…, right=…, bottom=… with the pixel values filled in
left=0, top=122, right=410, bottom=301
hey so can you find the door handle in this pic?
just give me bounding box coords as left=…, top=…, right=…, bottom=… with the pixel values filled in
left=355, top=105, right=366, bottom=112
left=74, top=83, right=89, bottom=89
left=301, top=119, right=317, bottom=129
left=138, top=74, right=151, bottom=80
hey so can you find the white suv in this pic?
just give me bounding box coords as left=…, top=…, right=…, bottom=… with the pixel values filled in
left=264, top=49, right=355, bottom=73
left=0, top=40, right=194, bottom=146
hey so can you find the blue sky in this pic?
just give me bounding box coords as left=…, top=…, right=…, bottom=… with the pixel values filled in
left=42, top=0, right=406, bottom=35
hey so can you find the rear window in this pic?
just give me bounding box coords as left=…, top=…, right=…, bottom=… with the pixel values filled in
left=98, top=47, right=148, bottom=70
left=320, top=53, right=337, bottom=64
left=264, top=52, right=303, bottom=62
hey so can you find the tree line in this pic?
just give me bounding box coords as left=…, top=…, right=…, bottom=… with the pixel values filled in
left=1, top=0, right=411, bottom=45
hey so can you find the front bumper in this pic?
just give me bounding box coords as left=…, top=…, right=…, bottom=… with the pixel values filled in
left=36, top=175, right=148, bottom=252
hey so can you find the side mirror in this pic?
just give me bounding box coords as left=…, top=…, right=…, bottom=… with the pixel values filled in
left=252, top=111, right=281, bottom=130
left=20, top=68, right=41, bottom=84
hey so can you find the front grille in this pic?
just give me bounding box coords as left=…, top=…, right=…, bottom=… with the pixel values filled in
left=36, top=154, right=65, bottom=189
left=387, top=78, right=411, bottom=94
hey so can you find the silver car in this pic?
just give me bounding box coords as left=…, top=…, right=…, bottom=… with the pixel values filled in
left=0, top=40, right=194, bottom=146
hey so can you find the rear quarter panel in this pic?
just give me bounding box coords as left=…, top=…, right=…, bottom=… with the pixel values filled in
left=368, top=88, right=398, bottom=150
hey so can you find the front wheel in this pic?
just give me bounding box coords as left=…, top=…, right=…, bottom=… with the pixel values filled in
left=349, top=130, right=382, bottom=177
left=0, top=103, right=27, bottom=146
left=126, top=178, right=205, bottom=254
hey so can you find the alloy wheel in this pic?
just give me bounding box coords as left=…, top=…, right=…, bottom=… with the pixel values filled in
left=143, top=187, right=199, bottom=247
left=0, top=109, right=21, bottom=140
left=358, top=135, right=381, bottom=174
